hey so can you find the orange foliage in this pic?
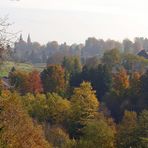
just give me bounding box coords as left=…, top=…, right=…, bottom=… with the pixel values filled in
left=130, top=72, right=141, bottom=94
left=9, top=70, right=43, bottom=95
left=28, top=70, right=43, bottom=95
left=113, top=68, right=129, bottom=93
left=0, top=92, right=51, bottom=147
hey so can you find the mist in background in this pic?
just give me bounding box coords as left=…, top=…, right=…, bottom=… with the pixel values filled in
left=0, top=0, right=148, bottom=44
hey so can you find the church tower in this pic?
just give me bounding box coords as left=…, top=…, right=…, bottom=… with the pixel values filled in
left=19, top=34, right=23, bottom=42
left=27, top=34, right=31, bottom=44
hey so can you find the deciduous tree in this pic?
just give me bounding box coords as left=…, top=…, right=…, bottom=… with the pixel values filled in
left=69, top=82, right=99, bottom=138
left=41, top=65, right=66, bottom=95
left=113, top=68, right=129, bottom=94
left=77, top=120, right=115, bottom=148
left=0, top=91, right=51, bottom=148
left=28, top=70, right=43, bottom=95
left=137, top=110, right=148, bottom=148
left=117, top=111, right=138, bottom=148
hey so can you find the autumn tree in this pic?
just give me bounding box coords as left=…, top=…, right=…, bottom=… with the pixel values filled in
left=0, top=79, right=3, bottom=94
left=41, top=65, right=66, bottom=95
left=117, top=111, right=138, bottom=148
left=9, top=69, right=42, bottom=95
left=28, top=70, right=43, bottom=95
left=9, top=70, right=30, bottom=95
left=45, top=126, right=76, bottom=148
left=69, top=82, right=99, bottom=138
left=71, top=64, right=112, bottom=99
left=124, top=72, right=141, bottom=112
left=77, top=120, right=115, bottom=148
left=23, top=93, right=71, bottom=125
left=0, top=91, right=51, bottom=148
left=104, top=70, right=146, bottom=121
left=113, top=68, right=129, bottom=95
left=137, top=110, right=148, bottom=147
left=129, top=72, right=141, bottom=94
left=46, top=93, right=71, bottom=124
left=23, top=93, right=49, bottom=122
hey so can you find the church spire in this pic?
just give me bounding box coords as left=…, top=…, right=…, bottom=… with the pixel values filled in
left=27, top=34, right=31, bottom=44
left=19, top=34, right=23, bottom=42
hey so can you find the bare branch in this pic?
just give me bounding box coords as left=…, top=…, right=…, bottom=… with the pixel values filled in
left=0, top=16, right=19, bottom=63
left=0, top=16, right=18, bottom=48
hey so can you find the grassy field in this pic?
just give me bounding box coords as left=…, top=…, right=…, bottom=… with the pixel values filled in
left=0, top=61, right=46, bottom=77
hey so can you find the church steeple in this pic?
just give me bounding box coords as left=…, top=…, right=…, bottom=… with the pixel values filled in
left=19, top=34, right=23, bottom=42
left=27, top=34, right=31, bottom=44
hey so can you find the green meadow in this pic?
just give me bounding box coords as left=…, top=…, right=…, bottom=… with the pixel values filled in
left=0, top=61, right=46, bottom=77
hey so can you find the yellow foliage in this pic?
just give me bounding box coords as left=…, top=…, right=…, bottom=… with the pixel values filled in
left=71, top=81, right=99, bottom=124
left=113, top=68, right=129, bottom=94
left=0, top=92, right=52, bottom=148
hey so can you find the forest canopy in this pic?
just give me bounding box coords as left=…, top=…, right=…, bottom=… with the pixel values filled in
left=0, top=17, right=148, bottom=148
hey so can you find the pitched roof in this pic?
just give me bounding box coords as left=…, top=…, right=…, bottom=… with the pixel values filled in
left=137, top=50, right=148, bottom=59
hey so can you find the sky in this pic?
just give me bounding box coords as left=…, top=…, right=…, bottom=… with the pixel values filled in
left=0, top=0, right=148, bottom=44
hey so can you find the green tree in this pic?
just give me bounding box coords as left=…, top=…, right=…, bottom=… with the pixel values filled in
left=47, top=93, right=71, bottom=124
left=95, top=64, right=112, bottom=98
left=62, top=56, right=82, bottom=94
left=62, top=56, right=81, bottom=76
left=123, top=39, right=133, bottom=53
left=71, top=64, right=113, bottom=99
left=45, top=127, right=76, bottom=148
left=41, top=65, right=66, bottom=95
left=102, top=48, right=121, bottom=69
left=129, top=72, right=141, bottom=94
left=140, top=70, right=148, bottom=95
left=138, top=71, right=148, bottom=111
left=69, top=82, right=99, bottom=138
left=23, top=93, right=71, bottom=125
left=77, top=120, right=115, bottom=148
left=23, top=93, right=49, bottom=122
left=84, top=56, right=100, bottom=69
left=9, top=70, right=30, bottom=95
left=137, top=110, right=148, bottom=148
left=117, top=111, right=138, bottom=148
left=122, top=53, right=148, bottom=72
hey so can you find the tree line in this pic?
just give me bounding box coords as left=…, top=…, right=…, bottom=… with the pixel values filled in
left=0, top=18, right=148, bottom=148
left=0, top=48, right=147, bottom=147
left=10, top=35, right=148, bottom=64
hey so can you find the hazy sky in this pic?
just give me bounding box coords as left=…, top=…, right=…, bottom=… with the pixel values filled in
left=0, top=0, right=148, bottom=44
